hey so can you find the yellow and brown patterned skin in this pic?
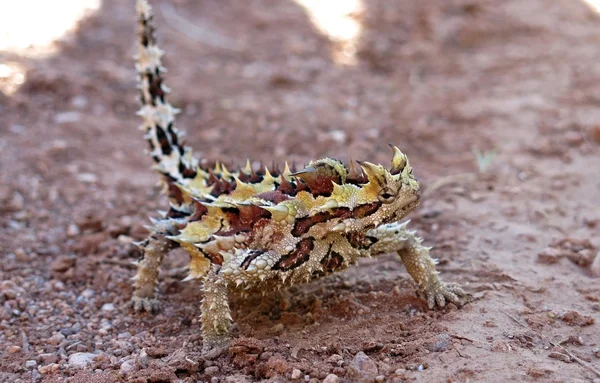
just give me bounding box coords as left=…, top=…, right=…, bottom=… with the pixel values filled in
left=132, top=0, right=465, bottom=353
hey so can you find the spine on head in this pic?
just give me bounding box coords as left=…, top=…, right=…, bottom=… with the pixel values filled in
left=135, top=0, right=198, bottom=185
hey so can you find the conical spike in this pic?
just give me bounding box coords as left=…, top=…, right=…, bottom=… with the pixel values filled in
left=332, top=222, right=346, bottom=231
left=321, top=199, right=339, bottom=211
left=263, top=166, right=274, bottom=183
left=219, top=250, right=233, bottom=263
left=257, top=161, right=265, bottom=175
left=221, top=164, right=232, bottom=178
left=294, top=177, right=309, bottom=192
left=165, top=235, right=182, bottom=243
left=331, top=182, right=345, bottom=196
left=388, top=144, right=407, bottom=175
left=261, top=205, right=289, bottom=222
left=207, top=169, right=219, bottom=186
left=249, top=166, right=262, bottom=183
left=269, top=160, right=280, bottom=177
left=182, top=274, right=195, bottom=282
left=214, top=161, right=222, bottom=174
left=283, top=162, right=292, bottom=177
left=356, top=161, right=385, bottom=185
left=277, top=174, right=295, bottom=195
left=347, top=158, right=366, bottom=183
left=232, top=175, right=255, bottom=194
left=243, top=159, right=252, bottom=174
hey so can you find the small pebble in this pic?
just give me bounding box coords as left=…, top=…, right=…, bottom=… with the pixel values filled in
left=205, top=366, right=220, bottom=376
left=428, top=333, right=451, bottom=352
left=120, top=359, right=137, bottom=376
left=80, top=288, right=95, bottom=299
left=40, top=353, right=59, bottom=364
left=291, top=368, right=302, bottom=380
left=323, top=374, right=339, bottom=383
left=66, top=224, right=80, bottom=237
left=68, top=352, right=97, bottom=369
left=347, top=351, right=378, bottom=379
left=38, top=363, right=60, bottom=374
left=51, top=256, right=76, bottom=272
left=7, top=345, right=21, bottom=354
left=47, top=333, right=65, bottom=346
left=326, top=354, right=343, bottom=365
left=60, top=327, right=77, bottom=336
left=101, top=303, right=115, bottom=311
left=25, top=360, right=37, bottom=369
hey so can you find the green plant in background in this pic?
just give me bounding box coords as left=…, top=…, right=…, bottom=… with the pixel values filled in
left=471, top=147, right=497, bottom=173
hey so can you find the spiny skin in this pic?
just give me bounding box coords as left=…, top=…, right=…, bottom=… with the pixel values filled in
left=131, top=0, right=465, bottom=354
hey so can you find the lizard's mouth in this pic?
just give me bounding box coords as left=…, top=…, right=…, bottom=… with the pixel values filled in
left=395, top=199, right=419, bottom=220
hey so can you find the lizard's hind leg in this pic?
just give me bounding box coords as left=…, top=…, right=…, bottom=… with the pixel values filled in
left=366, top=221, right=465, bottom=309
left=200, top=265, right=232, bottom=355
left=131, top=223, right=178, bottom=313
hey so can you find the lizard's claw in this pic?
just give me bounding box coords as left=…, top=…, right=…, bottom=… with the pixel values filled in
left=423, top=280, right=465, bottom=309
left=131, top=296, right=162, bottom=314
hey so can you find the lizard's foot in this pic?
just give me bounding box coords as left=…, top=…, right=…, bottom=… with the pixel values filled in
left=421, top=280, right=465, bottom=310
left=131, top=296, right=162, bottom=314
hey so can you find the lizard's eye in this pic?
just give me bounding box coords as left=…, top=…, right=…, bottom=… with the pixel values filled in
left=378, top=191, right=396, bottom=204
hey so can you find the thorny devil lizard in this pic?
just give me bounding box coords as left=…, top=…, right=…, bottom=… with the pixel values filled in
left=131, top=0, right=465, bottom=354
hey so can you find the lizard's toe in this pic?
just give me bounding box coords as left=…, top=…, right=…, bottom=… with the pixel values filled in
left=131, top=296, right=161, bottom=314
left=444, top=283, right=465, bottom=298
left=425, top=281, right=464, bottom=309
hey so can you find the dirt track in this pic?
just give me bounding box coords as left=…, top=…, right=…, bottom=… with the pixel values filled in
left=1, top=0, right=600, bottom=382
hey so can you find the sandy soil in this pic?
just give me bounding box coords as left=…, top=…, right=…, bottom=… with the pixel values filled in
left=1, top=0, right=600, bottom=382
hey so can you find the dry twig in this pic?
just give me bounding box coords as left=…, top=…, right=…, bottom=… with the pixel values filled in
left=550, top=341, right=600, bottom=378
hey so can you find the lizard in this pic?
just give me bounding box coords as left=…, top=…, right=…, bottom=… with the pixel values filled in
left=131, top=0, right=465, bottom=354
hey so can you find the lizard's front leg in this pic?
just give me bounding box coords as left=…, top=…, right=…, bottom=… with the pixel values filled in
left=366, top=221, right=465, bottom=308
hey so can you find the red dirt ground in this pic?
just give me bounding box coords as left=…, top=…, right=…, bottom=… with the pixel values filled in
left=1, top=0, right=600, bottom=382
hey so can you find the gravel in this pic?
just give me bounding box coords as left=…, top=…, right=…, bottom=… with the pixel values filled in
left=68, top=352, right=98, bottom=369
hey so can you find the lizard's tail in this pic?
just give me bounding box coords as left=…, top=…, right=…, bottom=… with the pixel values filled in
left=135, top=0, right=198, bottom=185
